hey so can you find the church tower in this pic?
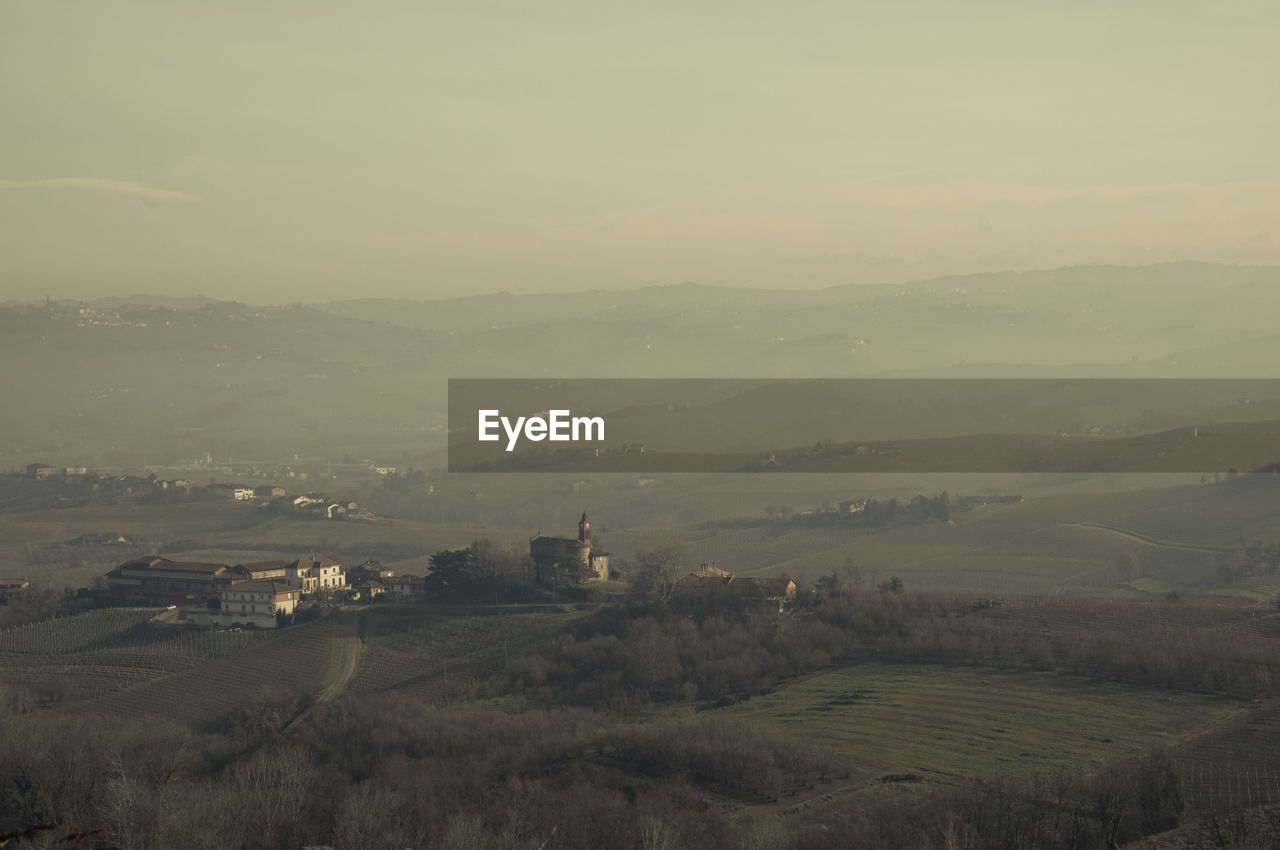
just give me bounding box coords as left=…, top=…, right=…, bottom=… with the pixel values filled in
left=578, top=511, right=591, bottom=545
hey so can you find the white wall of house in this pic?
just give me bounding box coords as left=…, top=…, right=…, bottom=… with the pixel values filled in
left=285, top=564, right=345, bottom=593
left=185, top=583, right=301, bottom=628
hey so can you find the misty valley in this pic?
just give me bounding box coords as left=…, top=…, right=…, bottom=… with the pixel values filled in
left=6, top=265, right=1280, bottom=848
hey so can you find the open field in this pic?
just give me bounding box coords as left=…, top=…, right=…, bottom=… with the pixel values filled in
left=599, top=478, right=1280, bottom=596
left=705, top=664, right=1240, bottom=790
left=983, top=596, right=1280, bottom=637
left=0, top=500, right=275, bottom=586
left=604, top=511, right=1168, bottom=596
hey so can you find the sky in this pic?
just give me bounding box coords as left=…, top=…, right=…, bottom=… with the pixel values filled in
left=2, top=1, right=1278, bottom=303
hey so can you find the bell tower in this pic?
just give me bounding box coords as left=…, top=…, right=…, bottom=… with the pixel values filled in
left=578, top=511, right=591, bottom=545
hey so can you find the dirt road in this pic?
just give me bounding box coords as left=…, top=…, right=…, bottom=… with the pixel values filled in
left=283, top=608, right=359, bottom=733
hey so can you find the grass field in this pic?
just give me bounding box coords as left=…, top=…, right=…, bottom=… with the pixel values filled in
left=983, top=596, right=1278, bottom=636
left=702, top=664, right=1239, bottom=789
left=604, top=510, right=1168, bottom=596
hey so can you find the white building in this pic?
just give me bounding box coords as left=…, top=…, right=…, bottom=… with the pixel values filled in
left=285, top=556, right=345, bottom=593
left=185, top=580, right=300, bottom=629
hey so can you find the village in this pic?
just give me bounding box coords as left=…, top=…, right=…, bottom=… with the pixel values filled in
left=104, top=553, right=413, bottom=629
left=15, top=461, right=384, bottom=521
left=92, top=510, right=802, bottom=633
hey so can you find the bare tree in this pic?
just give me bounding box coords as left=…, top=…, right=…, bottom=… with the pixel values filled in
left=630, top=543, right=692, bottom=605
left=843, top=557, right=864, bottom=593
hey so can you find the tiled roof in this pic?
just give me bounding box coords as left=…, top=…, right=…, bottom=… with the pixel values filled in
left=224, top=580, right=298, bottom=595
left=116, top=557, right=231, bottom=575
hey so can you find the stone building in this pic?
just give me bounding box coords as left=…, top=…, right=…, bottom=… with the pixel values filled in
left=530, top=511, right=610, bottom=584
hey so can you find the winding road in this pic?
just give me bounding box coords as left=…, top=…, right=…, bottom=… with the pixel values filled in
left=1063, top=521, right=1229, bottom=553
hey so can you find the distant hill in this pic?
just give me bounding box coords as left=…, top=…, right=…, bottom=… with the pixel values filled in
left=3, top=262, right=1280, bottom=469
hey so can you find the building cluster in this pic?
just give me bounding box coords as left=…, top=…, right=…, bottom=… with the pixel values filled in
left=105, top=554, right=425, bottom=629
left=18, top=463, right=373, bottom=521
left=676, top=563, right=798, bottom=612
left=0, top=578, right=37, bottom=603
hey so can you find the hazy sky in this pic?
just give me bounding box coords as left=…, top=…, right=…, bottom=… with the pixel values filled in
left=2, top=1, right=1277, bottom=302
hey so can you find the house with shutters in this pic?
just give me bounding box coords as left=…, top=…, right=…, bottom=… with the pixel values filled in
left=186, top=580, right=300, bottom=629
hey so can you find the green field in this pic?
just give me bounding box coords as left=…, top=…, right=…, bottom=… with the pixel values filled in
left=705, top=665, right=1239, bottom=788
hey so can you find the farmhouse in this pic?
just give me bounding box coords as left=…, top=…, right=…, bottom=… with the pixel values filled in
left=25, top=463, right=54, bottom=479
left=673, top=567, right=798, bottom=613
left=739, top=576, right=798, bottom=604
left=285, top=556, right=345, bottom=593
left=349, top=579, right=386, bottom=601
left=389, top=574, right=426, bottom=600
left=186, top=580, right=301, bottom=629
left=106, top=556, right=252, bottom=604
left=530, top=511, right=610, bottom=584
left=0, top=578, right=33, bottom=602
left=346, top=560, right=394, bottom=585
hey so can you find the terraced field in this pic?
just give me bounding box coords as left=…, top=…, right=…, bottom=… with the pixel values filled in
left=982, top=597, right=1274, bottom=636
left=705, top=664, right=1240, bottom=789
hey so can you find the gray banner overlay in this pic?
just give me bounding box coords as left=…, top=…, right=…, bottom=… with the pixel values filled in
left=448, top=379, right=1280, bottom=473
